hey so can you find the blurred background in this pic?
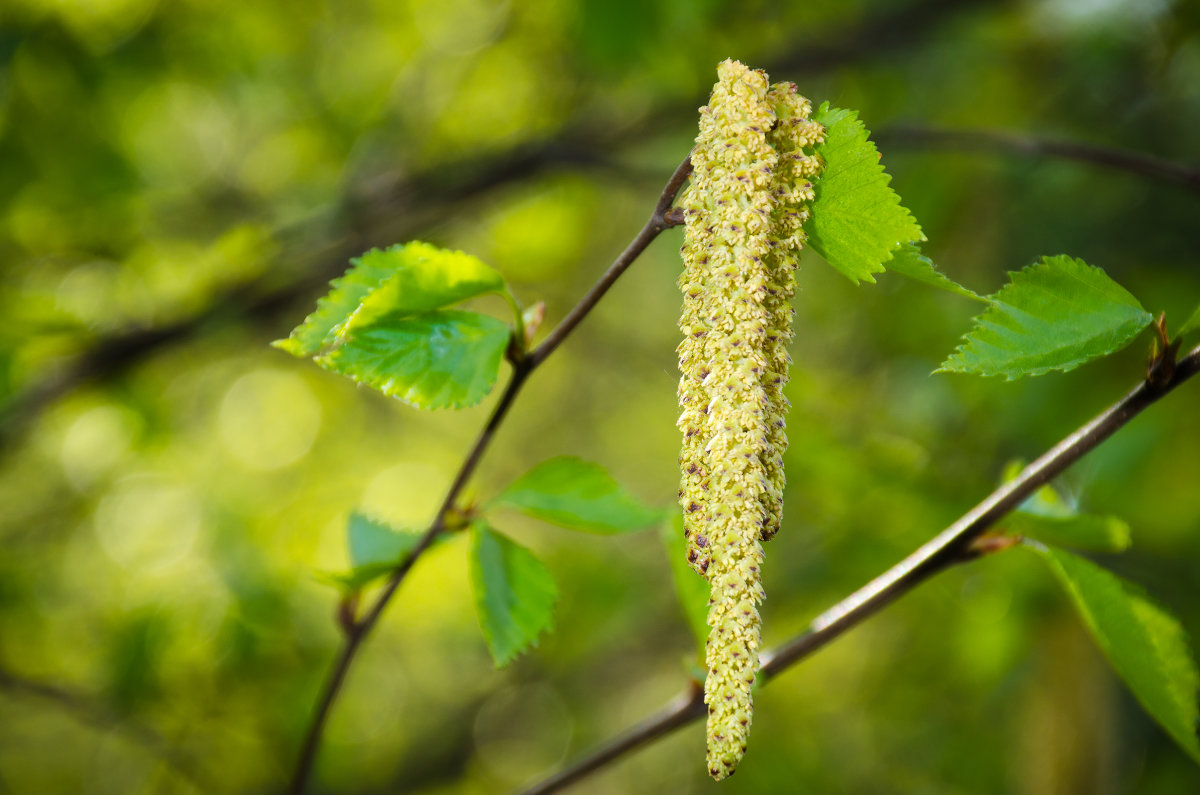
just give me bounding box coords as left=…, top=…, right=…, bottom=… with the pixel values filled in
left=1, top=0, right=1199, bottom=792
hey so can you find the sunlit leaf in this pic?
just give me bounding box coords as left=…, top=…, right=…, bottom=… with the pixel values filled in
left=272, top=249, right=401, bottom=357
left=340, top=243, right=506, bottom=337
left=469, top=523, right=558, bottom=667
left=886, top=242, right=985, bottom=303
left=273, top=242, right=506, bottom=357
left=318, top=310, right=511, bottom=409
left=493, top=456, right=661, bottom=533
left=808, top=103, right=925, bottom=284
left=1028, top=543, right=1200, bottom=764
left=659, top=513, right=710, bottom=659
left=938, top=255, right=1154, bottom=379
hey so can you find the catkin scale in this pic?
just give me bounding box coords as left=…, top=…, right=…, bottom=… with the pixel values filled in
left=677, top=60, right=824, bottom=781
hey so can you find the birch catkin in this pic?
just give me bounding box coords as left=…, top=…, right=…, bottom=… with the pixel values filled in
left=760, top=82, right=825, bottom=542
left=676, top=59, right=824, bottom=781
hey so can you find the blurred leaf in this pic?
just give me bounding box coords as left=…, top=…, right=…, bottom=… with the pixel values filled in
left=578, top=0, right=663, bottom=71
left=1007, top=512, right=1131, bottom=553
left=1179, top=301, right=1200, bottom=339
left=317, top=514, right=429, bottom=591
left=318, top=310, right=510, bottom=409
left=493, top=456, right=661, bottom=533
left=886, top=242, right=985, bottom=303
left=659, top=513, right=710, bottom=659
left=348, top=513, right=424, bottom=570
left=1000, top=463, right=1131, bottom=552
left=318, top=564, right=396, bottom=593
left=1028, top=543, right=1200, bottom=764
left=808, top=103, right=925, bottom=284
left=938, top=255, right=1153, bottom=379
left=106, top=612, right=167, bottom=709
left=274, top=242, right=506, bottom=358
left=469, top=523, right=558, bottom=667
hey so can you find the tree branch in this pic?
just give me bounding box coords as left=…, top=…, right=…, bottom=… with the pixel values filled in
left=520, top=343, right=1200, bottom=795
left=529, top=157, right=693, bottom=367
left=286, top=156, right=691, bottom=795
left=877, top=126, right=1200, bottom=194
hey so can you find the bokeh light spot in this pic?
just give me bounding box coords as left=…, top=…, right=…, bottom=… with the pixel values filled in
left=59, top=404, right=140, bottom=490
left=218, top=369, right=321, bottom=471
left=360, top=462, right=447, bottom=527
left=94, top=476, right=202, bottom=572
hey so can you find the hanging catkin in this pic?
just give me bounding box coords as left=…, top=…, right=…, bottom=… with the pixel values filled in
left=759, top=82, right=825, bottom=541
left=676, top=59, right=824, bottom=781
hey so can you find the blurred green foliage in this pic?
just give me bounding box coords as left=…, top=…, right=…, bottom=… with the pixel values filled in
left=1, top=0, right=1199, bottom=793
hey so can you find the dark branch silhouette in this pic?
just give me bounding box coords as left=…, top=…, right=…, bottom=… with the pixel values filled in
left=879, top=126, right=1200, bottom=193
left=0, top=664, right=207, bottom=788
left=0, top=0, right=1003, bottom=449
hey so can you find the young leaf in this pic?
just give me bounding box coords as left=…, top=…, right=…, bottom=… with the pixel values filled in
left=938, top=255, right=1154, bottom=379
left=348, top=513, right=424, bottom=570
left=492, top=456, right=662, bottom=534
left=1007, top=512, right=1131, bottom=553
left=1028, top=543, right=1200, bottom=764
left=318, top=310, right=511, bottom=409
left=1000, top=464, right=1131, bottom=552
left=317, top=514, right=429, bottom=591
left=659, top=513, right=711, bottom=658
left=469, top=523, right=558, bottom=667
left=339, top=243, right=506, bottom=338
left=1179, top=301, right=1200, bottom=339
left=272, top=249, right=402, bottom=357
left=807, top=103, right=925, bottom=284
left=886, top=242, right=986, bottom=303
left=273, top=242, right=507, bottom=357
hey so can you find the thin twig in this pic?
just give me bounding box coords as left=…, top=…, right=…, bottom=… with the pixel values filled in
left=286, top=156, right=692, bottom=795
left=521, top=343, right=1200, bottom=795
left=878, top=126, right=1200, bottom=194
left=521, top=685, right=706, bottom=795
left=529, top=157, right=693, bottom=366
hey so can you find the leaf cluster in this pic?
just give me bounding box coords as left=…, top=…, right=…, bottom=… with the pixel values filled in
left=277, top=100, right=1200, bottom=772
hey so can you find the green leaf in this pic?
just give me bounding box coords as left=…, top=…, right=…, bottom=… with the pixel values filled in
left=469, top=523, right=558, bottom=667
left=807, top=103, right=925, bottom=284
left=659, top=513, right=710, bottom=659
left=886, top=242, right=986, bottom=303
left=348, top=513, right=424, bottom=569
left=272, top=248, right=401, bottom=357
left=318, top=310, right=511, bottom=409
left=1179, top=301, right=1200, bottom=339
left=318, top=561, right=404, bottom=593
left=1028, top=544, right=1200, bottom=764
left=273, top=242, right=506, bottom=357
left=492, top=456, right=662, bottom=534
left=999, top=463, right=1131, bottom=553
left=317, top=513, right=428, bottom=591
left=340, top=243, right=506, bottom=338
left=938, top=255, right=1154, bottom=379
left=1007, top=512, right=1131, bottom=553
